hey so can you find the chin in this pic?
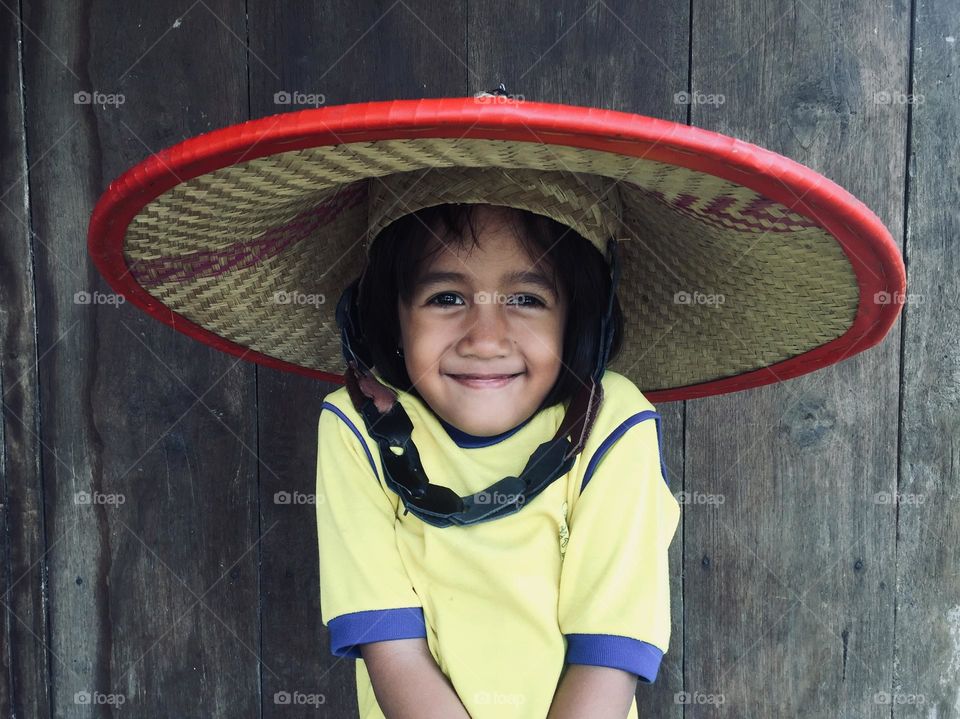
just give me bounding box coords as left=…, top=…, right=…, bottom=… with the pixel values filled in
left=460, top=418, right=520, bottom=436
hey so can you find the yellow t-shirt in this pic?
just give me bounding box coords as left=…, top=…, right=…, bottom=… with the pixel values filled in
left=315, top=369, right=680, bottom=719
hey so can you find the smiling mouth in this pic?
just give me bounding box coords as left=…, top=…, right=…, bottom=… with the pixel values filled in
left=448, top=373, right=523, bottom=389
left=449, top=373, right=522, bottom=379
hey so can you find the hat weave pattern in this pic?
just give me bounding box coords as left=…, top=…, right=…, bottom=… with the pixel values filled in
left=121, top=136, right=858, bottom=395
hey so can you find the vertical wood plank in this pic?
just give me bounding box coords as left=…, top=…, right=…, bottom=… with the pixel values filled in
left=467, top=2, right=690, bottom=715
left=896, top=0, right=960, bottom=714
left=1, top=6, right=51, bottom=719
left=20, top=1, right=257, bottom=715
left=688, top=1, right=909, bottom=716
left=247, top=3, right=466, bottom=717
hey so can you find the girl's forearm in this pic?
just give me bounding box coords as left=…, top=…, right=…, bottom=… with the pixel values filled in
left=547, top=664, right=638, bottom=719
left=361, top=639, right=471, bottom=719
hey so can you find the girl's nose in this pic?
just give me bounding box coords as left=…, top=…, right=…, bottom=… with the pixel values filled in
left=456, top=294, right=513, bottom=357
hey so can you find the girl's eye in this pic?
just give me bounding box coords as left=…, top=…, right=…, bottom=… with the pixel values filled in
left=506, top=294, right=545, bottom=308
left=427, top=293, right=465, bottom=307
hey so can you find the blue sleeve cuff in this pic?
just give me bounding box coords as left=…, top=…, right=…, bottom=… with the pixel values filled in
left=564, top=633, right=665, bottom=683
left=328, top=607, right=427, bottom=659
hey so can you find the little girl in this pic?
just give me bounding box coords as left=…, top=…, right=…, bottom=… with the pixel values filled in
left=316, top=200, right=681, bottom=719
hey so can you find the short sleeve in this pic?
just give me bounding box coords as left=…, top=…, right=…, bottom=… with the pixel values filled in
left=315, top=401, right=426, bottom=659
left=557, top=409, right=681, bottom=683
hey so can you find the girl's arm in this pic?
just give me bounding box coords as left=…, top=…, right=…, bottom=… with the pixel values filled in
left=360, top=638, right=472, bottom=719
left=546, top=664, right=638, bottom=719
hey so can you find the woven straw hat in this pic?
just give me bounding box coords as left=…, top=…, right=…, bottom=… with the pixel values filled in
left=87, top=93, right=905, bottom=402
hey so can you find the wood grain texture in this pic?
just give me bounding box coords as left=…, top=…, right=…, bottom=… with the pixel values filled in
left=19, top=1, right=255, bottom=716
left=1, top=1, right=945, bottom=718
left=688, top=0, right=910, bottom=716
left=897, top=0, right=960, bottom=715
left=246, top=2, right=467, bottom=717
left=1, top=5, right=49, bottom=719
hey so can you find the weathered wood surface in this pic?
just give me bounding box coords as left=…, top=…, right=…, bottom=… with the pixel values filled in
left=897, top=0, right=960, bottom=716
left=687, top=1, right=915, bottom=717
left=2, top=1, right=953, bottom=717
left=14, top=2, right=257, bottom=717
left=248, top=3, right=466, bottom=718
left=2, top=5, right=48, bottom=718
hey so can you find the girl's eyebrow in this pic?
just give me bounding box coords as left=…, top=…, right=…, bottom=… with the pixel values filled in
left=416, top=270, right=557, bottom=296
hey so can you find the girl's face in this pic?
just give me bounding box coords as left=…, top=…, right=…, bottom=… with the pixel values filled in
left=397, top=205, right=568, bottom=437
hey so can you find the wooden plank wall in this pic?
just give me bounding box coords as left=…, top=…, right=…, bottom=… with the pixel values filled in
left=687, top=2, right=910, bottom=716
left=1, top=1, right=955, bottom=717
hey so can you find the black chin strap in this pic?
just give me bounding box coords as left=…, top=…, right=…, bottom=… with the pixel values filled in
left=334, top=238, right=621, bottom=528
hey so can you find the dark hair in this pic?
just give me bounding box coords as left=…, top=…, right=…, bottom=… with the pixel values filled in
left=354, top=203, right=623, bottom=411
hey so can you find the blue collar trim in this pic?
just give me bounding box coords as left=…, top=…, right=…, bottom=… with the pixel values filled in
left=438, top=413, right=535, bottom=448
